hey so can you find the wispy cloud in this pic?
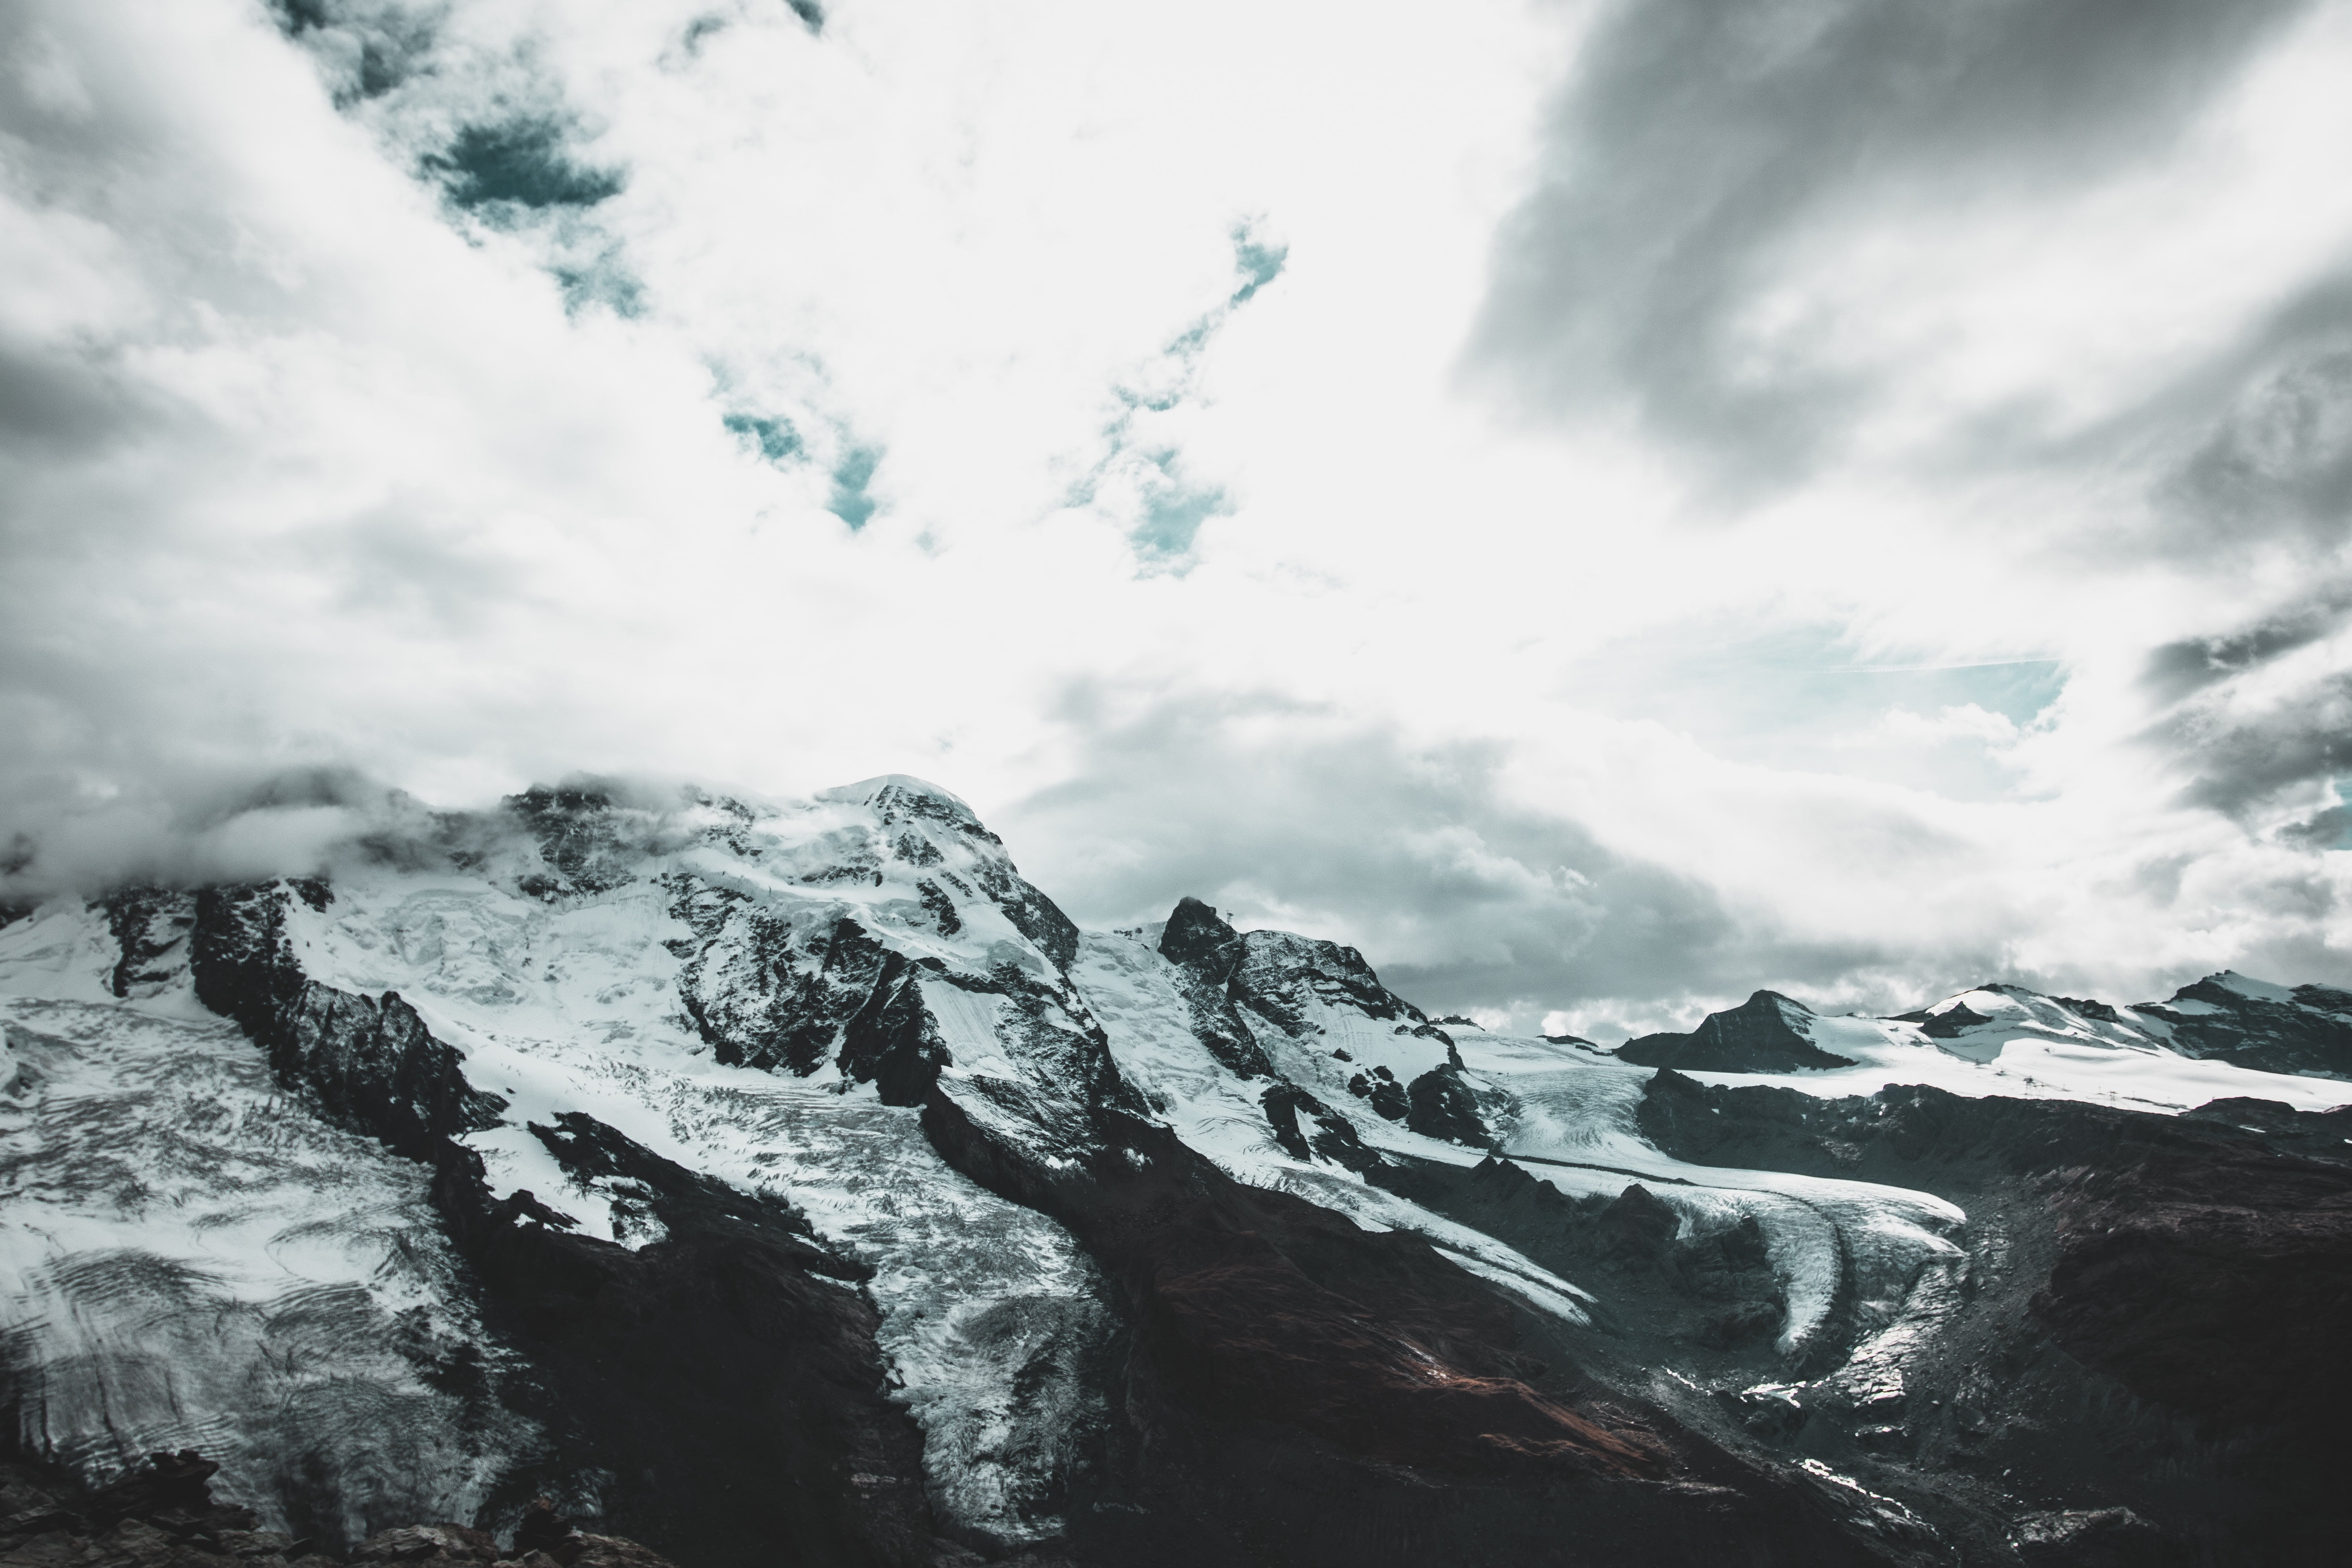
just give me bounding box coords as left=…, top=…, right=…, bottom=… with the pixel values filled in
left=5, top=0, right=2350, bottom=1023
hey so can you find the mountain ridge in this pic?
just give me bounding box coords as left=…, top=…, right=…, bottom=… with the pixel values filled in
left=4, top=775, right=2347, bottom=1566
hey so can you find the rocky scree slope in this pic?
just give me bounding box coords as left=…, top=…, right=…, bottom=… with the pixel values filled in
left=2, top=776, right=2347, bottom=1566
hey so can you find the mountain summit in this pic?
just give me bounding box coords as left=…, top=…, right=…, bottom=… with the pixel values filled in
left=3, top=779, right=2347, bottom=1566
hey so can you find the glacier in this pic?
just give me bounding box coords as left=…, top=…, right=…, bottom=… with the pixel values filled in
left=4, top=773, right=2348, bottom=1567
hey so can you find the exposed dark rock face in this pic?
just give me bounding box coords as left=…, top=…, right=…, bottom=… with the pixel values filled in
left=1257, top=1081, right=1319, bottom=1160
left=1157, top=902, right=1426, bottom=1046
left=421, top=1115, right=966, bottom=1568
left=1259, top=1082, right=1385, bottom=1174
left=1888, top=1000, right=1992, bottom=1038
left=98, top=891, right=193, bottom=1000
left=178, top=886, right=981, bottom=1568
left=1402, top=1062, right=1491, bottom=1147
left=669, top=868, right=1117, bottom=1109
left=1634, top=1068, right=2352, bottom=1563
left=1369, top=1159, right=1786, bottom=1355
left=506, top=786, right=641, bottom=900
left=2180, top=1094, right=2352, bottom=1160
left=2127, top=972, right=2352, bottom=1078
left=838, top=950, right=954, bottom=1105
left=2009, top=1507, right=2190, bottom=1567
left=189, top=887, right=506, bottom=1159
left=1619, top=991, right=1857, bottom=1072
left=1593, top=1182, right=1680, bottom=1261
left=0, top=1453, right=684, bottom=1568
left=1157, top=897, right=1242, bottom=978
left=1228, top=927, right=1426, bottom=1037
left=917, top=1097, right=1662, bottom=1479
left=1346, top=1065, right=1408, bottom=1120
left=669, top=885, right=889, bottom=1075
left=914, top=878, right=962, bottom=935
left=914, top=1094, right=1898, bottom=1567
left=966, top=856, right=1080, bottom=975
left=1154, top=899, right=1274, bottom=1079
left=864, top=780, right=1081, bottom=970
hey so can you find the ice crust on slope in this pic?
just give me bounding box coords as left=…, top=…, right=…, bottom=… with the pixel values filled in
left=265, top=788, right=1112, bottom=1548
left=10, top=769, right=2350, bottom=1555
left=0, top=924, right=533, bottom=1542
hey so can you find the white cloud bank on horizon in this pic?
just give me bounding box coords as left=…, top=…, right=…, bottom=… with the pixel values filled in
left=4, top=0, right=2352, bottom=1035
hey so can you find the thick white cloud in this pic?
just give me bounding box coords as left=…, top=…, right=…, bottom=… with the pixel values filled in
left=4, top=0, right=2350, bottom=1031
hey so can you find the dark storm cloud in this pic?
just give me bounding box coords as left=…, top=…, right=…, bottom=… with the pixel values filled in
left=2166, top=670, right=2352, bottom=819
left=2159, top=278, right=2352, bottom=552
left=2137, top=576, right=2352, bottom=824
left=1472, top=0, right=2316, bottom=486
left=0, top=344, right=155, bottom=459
left=2143, top=584, right=2352, bottom=703
left=998, top=684, right=1967, bottom=1029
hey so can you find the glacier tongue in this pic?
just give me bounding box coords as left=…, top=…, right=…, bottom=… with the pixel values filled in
left=0, top=990, right=534, bottom=1546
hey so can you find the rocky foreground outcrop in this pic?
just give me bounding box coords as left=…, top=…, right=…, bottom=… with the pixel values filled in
left=0, top=1455, right=673, bottom=1568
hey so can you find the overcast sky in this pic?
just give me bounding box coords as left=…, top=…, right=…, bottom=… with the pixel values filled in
left=7, top=0, right=2352, bottom=1035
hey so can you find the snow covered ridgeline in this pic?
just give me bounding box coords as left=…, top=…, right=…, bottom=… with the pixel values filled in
left=6, top=777, right=1136, bottom=1555
left=0, top=776, right=1679, bottom=1558
left=1610, top=973, right=2352, bottom=1107
left=6, top=771, right=2351, bottom=1568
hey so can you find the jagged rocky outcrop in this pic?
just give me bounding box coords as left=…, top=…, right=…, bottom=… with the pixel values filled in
left=98, top=891, right=194, bottom=1000
left=1152, top=898, right=1276, bottom=1078
left=1256, top=1082, right=1382, bottom=1172
left=156, top=875, right=991, bottom=1566
left=1158, top=898, right=1428, bottom=1045
left=189, top=884, right=507, bottom=1158
left=1619, top=991, right=1857, bottom=1073
left=1401, top=1060, right=1491, bottom=1147
left=9, top=775, right=2352, bottom=1567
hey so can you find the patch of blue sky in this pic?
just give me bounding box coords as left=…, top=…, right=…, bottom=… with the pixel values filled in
left=1571, top=622, right=2066, bottom=801
left=829, top=445, right=880, bottom=530
left=1229, top=222, right=1288, bottom=306
left=1133, top=462, right=1231, bottom=563
left=723, top=412, right=802, bottom=465
left=1066, top=219, right=1280, bottom=568
left=1816, top=657, right=2065, bottom=728
left=553, top=249, right=644, bottom=318
left=426, top=117, right=624, bottom=212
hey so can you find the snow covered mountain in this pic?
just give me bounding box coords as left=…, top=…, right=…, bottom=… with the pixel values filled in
left=4, top=776, right=2347, bottom=1567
